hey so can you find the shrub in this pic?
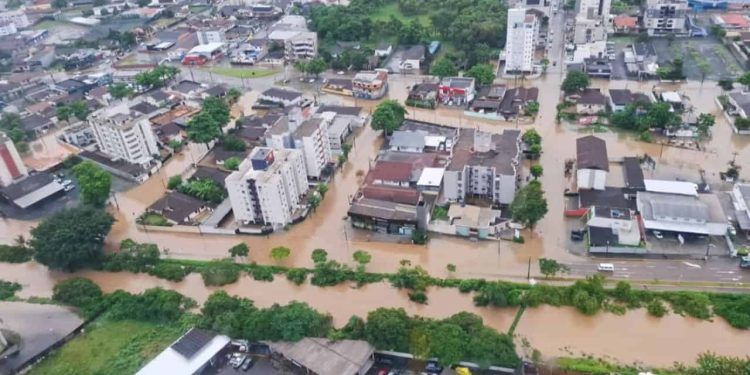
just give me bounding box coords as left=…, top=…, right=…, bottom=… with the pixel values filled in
left=408, top=290, right=428, bottom=304
left=251, top=266, right=275, bottom=282
left=662, top=291, right=712, bottom=320
left=200, top=260, right=241, bottom=286
left=0, top=280, right=22, bottom=300
left=311, top=260, right=352, bottom=286
left=149, top=262, right=192, bottom=282
left=458, top=279, right=485, bottom=293
left=167, top=175, right=182, bottom=189
left=0, top=244, right=33, bottom=263
left=286, top=268, right=308, bottom=285
left=52, top=278, right=103, bottom=317
left=100, top=240, right=160, bottom=273
left=647, top=299, right=667, bottom=317
left=106, top=288, right=196, bottom=323
left=710, top=294, right=750, bottom=329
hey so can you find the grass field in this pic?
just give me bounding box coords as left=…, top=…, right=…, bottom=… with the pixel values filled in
left=368, top=2, right=432, bottom=27
left=28, top=320, right=182, bottom=375
left=207, top=66, right=279, bottom=79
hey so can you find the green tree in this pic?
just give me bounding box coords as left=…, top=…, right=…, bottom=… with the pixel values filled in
left=167, top=175, right=182, bottom=189
left=510, top=181, right=548, bottom=229
left=371, top=100, right=407, bottom=135
left=229, top=243, right=249, bottom=259
left=538, top=258, right=569, bottom=278
left=178, top=178, right=225, bottom=203
left=224, top=157, right=241, bottom=170
left=311, top=248, right=328, bottom=264
left=465, top=63, right=496, bottom=85
left=446, top=264, right=456, bottom=273
left=316, top=183, right=329, bottom=197
left=365, top=308, right=412, bottom=351
left=270, top=246, right=291, bottom=262
left=305, top=58, right=327, bottom=77
left=30, top=206, right=114, bottom=271
left=428, top=323, right=467, bottom=365
left=642, top=102, right=681, bottom=130
left=561, top=70, right=590, bottom=93
left=431, top=58, right=458, bottom=78
left=308, top=193, right=322, bottom=211
left=200, top=260, right=240, bottom=286
left=530, top=164, right=543, bottom=180
left=697, top=113, right=715, bottom=138
left=221, top=135, right=247, bottom=151
left=73, top=161, right=112, bottom=207
left=202, top=96, right=230, bottom=127
left=226, top=88, right=242, bottom=104
left=718, top=78, right=734, bottom=91
left=108, top=83, right=133, bottom=99
left=540, top=58, right=550, bottom=73
left=525, top=101, right=540, bottom=116
left=352, top=250, right=371, bottom=266
left=187, top=111, right=221, bottom=146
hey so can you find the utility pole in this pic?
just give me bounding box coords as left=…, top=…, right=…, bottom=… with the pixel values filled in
left=527, top=257, right=531, bottom=280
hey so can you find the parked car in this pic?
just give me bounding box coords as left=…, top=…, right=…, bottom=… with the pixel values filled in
left=241, top=357, right=254, bottom=371
left=571, top=229, right=584, bottom=241
left=652, top=230, right=664, bottom=239
left=63, top=184, right=76, bottom=192
left=740, top=256, right=750, bottom=269
left=231, top=354, right=247, bottom=368
left=423, top=360, right=443, bottom=374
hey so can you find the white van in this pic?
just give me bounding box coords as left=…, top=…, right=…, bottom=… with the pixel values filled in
left=597, top=263, right=615, bottom=272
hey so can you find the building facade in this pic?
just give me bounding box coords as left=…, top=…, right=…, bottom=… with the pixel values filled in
left=292, top=117, right=332, bottom=180
left=0, top=132, right=28, bottom=187
left=0, top=10, right=30, bottom=29
left=504, top=8, right=538, bottom=74
left=88, top=101, right=160, bottom=167
left=225, top=148, right=308, bottom=228
left=643, top=0, right=689, bottom=36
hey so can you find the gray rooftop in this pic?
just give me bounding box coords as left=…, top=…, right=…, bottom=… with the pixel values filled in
left=390, top=130, right=427, bottom=149
left=293, top=118, right=323, bottom=138
left=268, top=338, right=374, bottom=375
left=638, top=191, right=709, bottom=223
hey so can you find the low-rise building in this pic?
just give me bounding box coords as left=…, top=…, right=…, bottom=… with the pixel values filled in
left=586, top=206, right=644, bottom=253
left=0, top=172, right=65, bottom=209
left=406, top=82, right=438, bottom=109
left=730, top=183, right=750, bottom=236
left=268, top=338, right=374, bottom=375
left=136, top=328, right=230, bottom=375
left=0, top=10, right=30, bottom=29
left=609, top=89, right=652, bottom=112
left=225, top=148, right=308, bottom=229
left=613, top=15, right=639, bottom=33
left=438, top=77, right=476, bottom=106
left=583, top=57, right=612, bottom=78
left=572, top=88, right=608, bottom=114
left=637, top=188, right=728, bottom=236
left=374, top=42, right=392, bottom=57
left=443, top=129, right=522, bottom=206
left=576, top=135, right=609, bottom=190
left=399, top=45, right=426, bottom=72
left=259, top=87, right=303, bottom=107
left=498, top=87, right=539, bottom=119
left=0, top=132, right=28, bottom=187
left=352, top=69, right=388, bottom=99
left=727, top=91, right=750, bottom=119
left=146, top=191, right=213, bottom=225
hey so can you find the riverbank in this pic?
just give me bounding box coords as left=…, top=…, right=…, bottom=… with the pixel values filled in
left=2, top=260, right=750, bottom=368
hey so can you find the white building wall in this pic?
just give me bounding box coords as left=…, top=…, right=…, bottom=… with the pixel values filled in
left=577, top=168, right=607, bottom=190
left=197, top=30, right=225, bottom=45
left=442, top=170, right=462, bottom=202
left=504, top=8, right=536, bottom=74
left=496, top=173, right=517, bottom=205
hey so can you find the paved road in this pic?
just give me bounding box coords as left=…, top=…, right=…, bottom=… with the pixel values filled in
left=564, top=257, right=748, bottom=284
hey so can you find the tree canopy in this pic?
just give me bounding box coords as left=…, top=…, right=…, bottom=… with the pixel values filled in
left=188, top=111, right=222, bottom=145
left=371, top=100, right=407, bottom=135
left=510, top=181, right=548, bottom=229
left=30, top=206, right=114, bottom=271
left=134, top=65, right=179, bottom=89
left=561, top=70, right=590, bottom=93
left=431, top=58, right=458, bottom=78
left=73, top=161, right=112, bottom=207
left=108, top=83, right=133, bottom=99
left=465, top=64, right=496, bottom=86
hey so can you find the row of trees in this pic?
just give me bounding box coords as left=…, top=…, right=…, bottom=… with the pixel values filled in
left=293, top=58, right=327, bottom=77
left=134, top=65, right=180, bottom=90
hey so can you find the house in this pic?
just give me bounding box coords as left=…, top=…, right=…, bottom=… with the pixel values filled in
left=442, top=129, right=522, bottom=206
left=399, top=45, right=426, bottom=72
left=20, top=113, right=53, bottom=136
left=658, top=90, right=684, bottom=111
left=448, top=204, right=505, bottom=239
left=368, top=161, right=414, bottom=187
left=352, top=69, right=388, bottom=99
left=573, top=88, right=608, bottom=114
left=322, top=78, right=354, bottom=96
left=498, top=87, right=539, bottom=119
left=613, top=15, right=639, bottom=33
left=586, top=206, right=645, bottom=254
left=576, top=135, right=609, bottom=190
left=623, top=157, right=646, bottom=191
left=609, top=89, right=652, bottom=112
left=329, top=41, right=360, bottom=58
left=374, top=42, right=392, bottom=57
left=406, top=82, right=438, bottom=108
left=259, top=87, right=302, bottom=107
left=438, top=77, right=476, bottom=106
left=397, top=120, right=460, bottom=154
left=62, top=122, right=96, bottom=147
left=146, top=191, right=213, bottom=225
left=268, top=338, right=374, bottom=375
left=712, top=13, right=750, bottom=30
left=583, top=57, right=612, bottom=78
left=52, top=78, right=89, bottom=95
left=172, top=80, right=204, bottom=97
left=136, top=328, right=230, bottom=375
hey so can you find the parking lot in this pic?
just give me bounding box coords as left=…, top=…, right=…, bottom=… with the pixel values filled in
left=650, top=37, right=744, bottom=80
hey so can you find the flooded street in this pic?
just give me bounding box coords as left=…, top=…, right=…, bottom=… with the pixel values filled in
left=2, top=261, right=749, bottom=368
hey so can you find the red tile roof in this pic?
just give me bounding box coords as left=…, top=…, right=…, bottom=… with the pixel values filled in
left=361, top=185, right=420, bottom=205
left=368, top=161, right=413, bottom=183
left=613, top=15, right=637, bottom=28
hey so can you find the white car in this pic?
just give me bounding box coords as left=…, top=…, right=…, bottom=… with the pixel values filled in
left=597, top=263, right=615, bottom=272
left=653, top=230, right=664, bottom=239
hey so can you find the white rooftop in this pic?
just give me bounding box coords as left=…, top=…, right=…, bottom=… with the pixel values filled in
left=644, top=179, right=698, bottom=197
left=661, top=91, right=682, bottom=103
left=417, top=167, right=445, bottom=187
left=189, top=42, right=224, bottom=55
left=137, top=329, right=230, bottom=375
left=424, top=135, right=446, bottom=148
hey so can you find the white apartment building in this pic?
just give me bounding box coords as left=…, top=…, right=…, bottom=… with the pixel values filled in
left=292, top=117, right=332, bottom=180
left=504, top=8, right=538, bottom=74
left=0, top=10, right=30, bottom=29
left=643, top=0, right=689, bottom=36
left=88, top=100, right=160, bottom=167
left=443, top=129, right=521, bottom=206
left=0, top=132, right=28, bottom=187
left=225, top=148, right=308, bottom=228
left=267, top=15, right=318, bottom=60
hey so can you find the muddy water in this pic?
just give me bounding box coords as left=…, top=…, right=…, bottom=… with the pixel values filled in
left=3, top=261, right=749, bottom=367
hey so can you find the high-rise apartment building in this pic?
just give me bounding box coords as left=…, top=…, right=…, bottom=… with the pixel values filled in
left=504, top=8, right=538, bottom=74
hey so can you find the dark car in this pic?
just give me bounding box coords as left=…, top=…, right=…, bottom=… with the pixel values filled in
left=571, top=229, right=584, bottom=241
left=241, top=357, right=254, bottom=371
left=424, top=360, right=443, bottom=374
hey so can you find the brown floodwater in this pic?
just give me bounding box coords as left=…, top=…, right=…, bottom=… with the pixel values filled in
left=2, top=261, right=748, bottom=368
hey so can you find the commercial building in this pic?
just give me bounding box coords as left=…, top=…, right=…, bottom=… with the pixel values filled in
left=268, top=338, right=375, bottom=375
left=635, top=180, right=727, bottom=236
left=443, top=129, right=522, bottom=206
left=88, top=100, right=160, bottom=168
left=0, top=172, right=65, bottom=209
left=0, top=132, right=28, bottom=187
left=576, top=135, right=609, bottom=190
left=643, top=0, right=690, bottom=36
left=388, top=120, right=460, bottom=154
left=0, top=10, right=30, bottom=29
left=352, top=69, right=388, bottom=99
left=504, top=8, right=539, bottom=74
left=225, top=148, right=308, bottom=229
left=730, top=183, right=750, bottom=236
left=438, top=77, right=476, bottom=106
left=260, top=87, right=303, bottom=107
left=586, top=206, right=645, bottom=253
